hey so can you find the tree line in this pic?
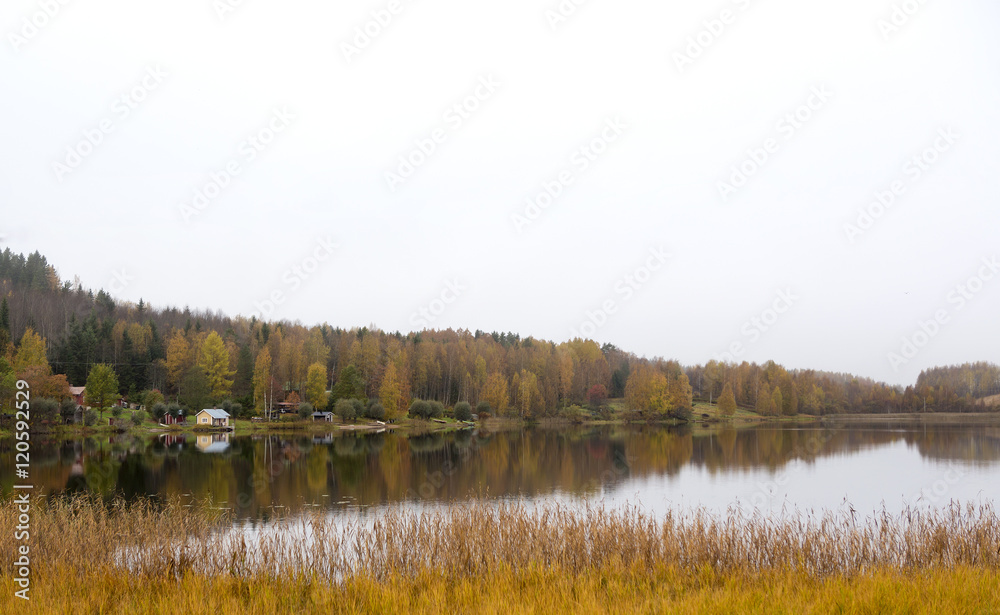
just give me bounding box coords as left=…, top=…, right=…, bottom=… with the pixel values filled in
left=0, top=247, right=997, bottom=420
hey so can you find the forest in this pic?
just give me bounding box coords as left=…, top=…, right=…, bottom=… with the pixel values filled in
left=1, top=248, right=998, bottom=419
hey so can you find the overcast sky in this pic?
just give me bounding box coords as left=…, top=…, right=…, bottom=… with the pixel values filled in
left=2, top=0, right=998, bottom=386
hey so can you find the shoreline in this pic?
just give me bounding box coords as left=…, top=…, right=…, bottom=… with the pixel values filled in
left=11, top=408, right=1000, bottom=438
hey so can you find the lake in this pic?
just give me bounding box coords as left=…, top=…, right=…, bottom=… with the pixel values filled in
left=4, top=421, right=999, bottom=521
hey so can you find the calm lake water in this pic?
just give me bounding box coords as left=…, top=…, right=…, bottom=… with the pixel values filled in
left=4, top=422, right=999, bottom=520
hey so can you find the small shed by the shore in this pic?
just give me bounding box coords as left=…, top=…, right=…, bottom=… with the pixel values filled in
left=162, top=410, right=185, bottom=425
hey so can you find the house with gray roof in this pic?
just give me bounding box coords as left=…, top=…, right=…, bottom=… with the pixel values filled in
left=195, top=408, right=231, bottom=428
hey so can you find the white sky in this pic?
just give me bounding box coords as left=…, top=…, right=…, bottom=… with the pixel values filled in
left=2, top=0, right=998, bottom=386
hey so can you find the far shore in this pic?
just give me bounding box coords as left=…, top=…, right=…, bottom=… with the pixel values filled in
left=818, top=412, right=1000, bottom=424
left=8, top=405, right=1000, bottom=439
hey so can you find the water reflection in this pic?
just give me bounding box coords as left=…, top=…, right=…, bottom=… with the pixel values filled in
left=2, top=422, right=998, bottom=518
left=195, top=433, right=231, bottom=454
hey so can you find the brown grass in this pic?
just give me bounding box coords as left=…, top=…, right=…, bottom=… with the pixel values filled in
left=1, top=496, right=998, bottom=612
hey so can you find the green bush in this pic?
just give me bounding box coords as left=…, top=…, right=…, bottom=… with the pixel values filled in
left=152, top=402, right=168, bottom=421
left=298, top=402, right=313, bottom=419
left=142, top=389, right=165, bottom=409
left=111, top=406, right=123, bottom=419
left=475, top=401, right=491, bottom=417
left=454, top=401, right=472, bottom=422
left=166, top=402, right=183, bottom=419
left=409, top=400, right=430, bottom=420
left=84, top=409, right=98, bottom=427
left=429, top=401, right=444, bottom=419
left=558, top=404, right=589, bottom=423
left=30, top=398, right=60, bottom=423
left=130, top=411, right=145, bottom=427
left=59, top=398, right=77, bottom=423
left=366, top=401, right=386, bottom=421
left=334, top=398, right=357, bottom=423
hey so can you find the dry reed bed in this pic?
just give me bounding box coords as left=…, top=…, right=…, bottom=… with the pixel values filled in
left=1, top=496, right=998, bottom=582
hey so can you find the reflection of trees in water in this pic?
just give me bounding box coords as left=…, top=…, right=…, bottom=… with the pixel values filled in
left=334, top=435, right=366, bottom=457
left=408, top=433, right=446, bottom=453
left=686, top=424, right=1000, bottom=474
left=9, top=424, right=1000, bottom=520
left=454, top=430, right=473, bottom=449
left=367, top=432, right=386, bottom=453
left=904, top=427, right=1000, bottom=464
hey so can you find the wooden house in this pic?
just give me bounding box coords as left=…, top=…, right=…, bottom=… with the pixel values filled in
left=195, top=408, right=231, bottom=428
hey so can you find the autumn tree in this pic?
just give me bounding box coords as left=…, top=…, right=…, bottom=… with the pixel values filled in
left=718, top=382, right=737, bottom=416
left=305, top=361, right=328, bottom=409
left=21, top=367, right=69, bottom=400
left=357, top=333, right=380, bottom=397
left=14, top=328, right=69, bottom=400
left=587, top=384, right=608, bottom=408
left=14, top=327, right=49, bottom=375
left=755, top=385, right=772, bottom=416
left=625, top=364, right=673, bottom=415
left=253, top=347, right=275, bottom=419
left=771, top=386, right=784, bottom=418
left=198, top=331, right=235, bottom=403
left=703, top=359, right=722, bottom=403
left=781, top=382, right=798, bottom=416
left=666, top=365, right=693, bottom=411
left=165, top=331, right=192, bottom=393
left=472, top=355, right=487, bottom=404
left=482, top=372, right=509, bottom=416
left=378, top=361, right=402, bottom=420
left=84, top=363, right=119, bottom=420
left=512, top=369, right=543, bottom=418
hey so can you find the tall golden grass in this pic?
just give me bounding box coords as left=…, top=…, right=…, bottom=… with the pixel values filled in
left=1, top=496, right=998, bottom=613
